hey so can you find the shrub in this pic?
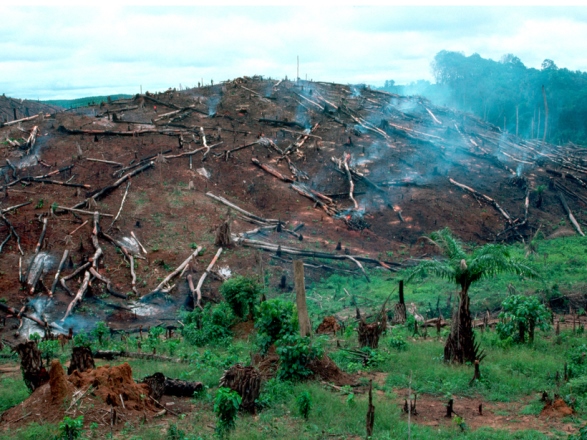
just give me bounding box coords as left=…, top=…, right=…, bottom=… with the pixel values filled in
left=255, top=299, right=297, bottom=354
left=182, top=303, right=234, bottom=347
left=496, top=295, right=550, bottom=343
left=73, top=331, right=92, bottom=348
left=276, top=334, right=321, bottom=381
left=38, top=339, right=60, bottom=364
left=388, top=334, right=408, bottom=351
left=568, top=344, right=587, bottom=379
left=220, top=276, right=261, bottom=320
left=296, top=391, right=313, bottom=420
left=214, top=387, right=241, bottom=436
left=57, top=415, right=84, bottom=440
left=91, top=321, right=109, bottom=346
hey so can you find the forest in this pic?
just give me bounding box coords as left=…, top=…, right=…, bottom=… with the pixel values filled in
left=381, top=50, right=587, bottom=146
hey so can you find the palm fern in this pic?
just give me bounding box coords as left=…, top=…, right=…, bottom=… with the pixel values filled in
left=407, top=228, right=538, bottom=363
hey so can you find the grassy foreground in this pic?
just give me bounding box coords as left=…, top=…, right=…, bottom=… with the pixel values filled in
left=1, top=235, right=587, bottom=439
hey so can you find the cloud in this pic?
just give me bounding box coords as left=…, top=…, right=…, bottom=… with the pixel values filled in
left=1, top=5, right=586, bottom=99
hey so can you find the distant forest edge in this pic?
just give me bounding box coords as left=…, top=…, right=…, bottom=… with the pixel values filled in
left=378, top=50, right=587, bottom=146
left=42, top=94, right=133, bottom=109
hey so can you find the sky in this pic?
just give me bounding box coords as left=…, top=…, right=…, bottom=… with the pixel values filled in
left=2, top=5, right=587, bottom=100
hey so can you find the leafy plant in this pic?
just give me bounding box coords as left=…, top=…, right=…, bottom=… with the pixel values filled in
left=276, top=334, right=321, bottom=381
left=214, top=387, right=241, bottom=436
left=73, top=331, right=92, bottom=348
left=388, top=334, right=408, bottom=351
left=406, top=227, right=538, bottom=363
left=57, top=415, right=84, bottom=440
left=255, top=299, right=297, bottom=354
left=91, top=321, right=109, bottom=346
left=220, top=276, right=261, bottom=320
left=38, top=339, right=60, bottom=364
left=496, top=295, right=550, bottom=343
left=182, top=302, right=234, bottom=347
left=296, top=390, right=313, bottom=420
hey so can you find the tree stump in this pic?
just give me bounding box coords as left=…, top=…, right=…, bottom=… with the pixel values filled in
left=142, top=372, right=166, bottom=401
left=215, top=220, right=232, bottom=247
left=15, top=340, right=48, bottom=391
left=219, top=364, right=262, bottom=413
left=68, top=346, right=95, bottom=374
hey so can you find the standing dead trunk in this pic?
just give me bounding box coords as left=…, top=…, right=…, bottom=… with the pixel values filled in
left=366, top=379, right=375, bottom=438
left=15, top=341, right=49, bottom=391
left=68, top=346, right=95, bottom=374
left=393, top=279, right=407, bottom=324
left=444, top=288, right=477, bottom=363
left=294, top=260, right=312, bottom=337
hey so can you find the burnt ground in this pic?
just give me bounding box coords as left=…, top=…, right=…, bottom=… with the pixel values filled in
left=0, top=76, right=585, bottom=339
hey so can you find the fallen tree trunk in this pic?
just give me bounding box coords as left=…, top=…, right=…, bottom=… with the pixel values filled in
left=251, top=158, right=293, bottom=182
left=60, top=270, right=91, bottom=322
left=558, top=192, right=585, bottom=236
left=93, top=350, right=188, bottom=363
left=449, top=178, right=513, bottom=224
left=2, top=114, right=40, bottom=127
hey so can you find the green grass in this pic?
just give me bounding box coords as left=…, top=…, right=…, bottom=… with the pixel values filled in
left=2, top=236, right=587, bottom=439
left=41, top=94, right=133, bottom=109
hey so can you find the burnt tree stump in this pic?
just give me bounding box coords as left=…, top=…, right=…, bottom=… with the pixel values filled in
left=68, top=346, right=95, bottom=374
left=15, top=341, right=49, bottom=391
left=220, top=364, right=262, bottom=413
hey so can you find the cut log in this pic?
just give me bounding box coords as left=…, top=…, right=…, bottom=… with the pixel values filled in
left=61, top=270, right=91, bottom=322
left=252, top=158, right=293, bottom=182
left=93, top=350, right=188, bottom=363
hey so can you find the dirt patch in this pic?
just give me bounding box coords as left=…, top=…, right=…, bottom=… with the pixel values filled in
left=316, top=316, right=340, bottom=335
left=393, top=388, right=578, bottom=435
left=308, top=355, right=357, bottom=387
left=541, top=398, right=574, bottom=418
left=1, top=361, right=160, bottom=433
left=231, top=320, right=255, bottom=339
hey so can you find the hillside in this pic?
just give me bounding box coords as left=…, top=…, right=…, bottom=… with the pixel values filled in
left=0, top=76, right=585, bottom=337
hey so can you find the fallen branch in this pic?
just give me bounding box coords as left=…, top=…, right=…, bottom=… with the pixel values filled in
left=61, top=270, right=91, bottom=321
left=0, top=212, right=23, bottom=255
left=449, top=178, right=513, bottom=224
left=50, top=250, right=69, bottom=297
left=251, top=158, right=293, bottom=182
left=558, top=192, right=585, bottom=236
left=194, top=247, right=223, bottom=309
left=73, top=161, right=154, bottom=209
left=89, top=267, right=127, bottom=299
left=86, top=158, right=123, bottom=167
left=93, top=350, right=188, bottom=363
left=54, top=206, right=113, bottom=217
left=206, top=192, right=280, bottom=224
left=2, top=114, right=40, bottom=127
left=140, top=246, right=203, bottom=302
left=107, top=181, right=130, bottom=230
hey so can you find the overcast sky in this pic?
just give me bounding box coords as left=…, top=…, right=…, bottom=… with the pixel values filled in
left=2, top=5, right=587, bottom=100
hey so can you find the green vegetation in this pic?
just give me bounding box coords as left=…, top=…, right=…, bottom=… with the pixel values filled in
left=406, top=228, right=538, bottom=363
left=57, top=415, right=84, bottom=440
left=497, top=295, right=551, bottom=343
left=214, top=387, right=241, bottom=436
left=220, top=276, right=261, bottom=320
left=2, top=235, right=587, bottom=438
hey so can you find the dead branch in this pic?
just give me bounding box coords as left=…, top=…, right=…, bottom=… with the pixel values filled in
left=50, top=250, right=69, bottom=297
left=108, top=181, right=130, bottom=230
left=89, top=267, right=127, bottom=299
left=73, top=161, right=154, bottom=209
left=140, top=246, right=203, bottom=302
left=343, top=153, right=358, bottom=209
left=0, top=212, right=23, bottom=255
left=61, top=270, right=91, bottom=321
left=2, top=114, right=40, bottom=127
left=34, top=217, right=48, bottom=254
left=449, top=178, right=513, bottom=225
left=558, top=192, right=585, bottom=236
left=93, top=350, right=188, bottom=363
left=346, top=255, right=370, bottom=282
left=251, top=158, right=293, bottom=182
left=1, top=201, right=31, bottom=214
left=194, top=247, right=223, bottom=309
left=206, top=192, right=280, bottom=224
left=85, top=158, right=123, bottom=167
left=54, top=206, right=113, bottom=217
left=131, top=231, right=148, bottom=254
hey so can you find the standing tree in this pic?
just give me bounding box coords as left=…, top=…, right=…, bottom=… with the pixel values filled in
left=407, top=228, right=538, bottom=363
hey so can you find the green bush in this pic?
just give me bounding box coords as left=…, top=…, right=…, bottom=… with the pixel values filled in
left=214, top=387, right=241, bottom=436
left=296, top=390, right=313, bottom=420
left=38, top=339, right=60, bottom=364
left=276, top=334, right=321, bottom=381
left=91, top=321, right=109, bottom=346
left=220, top=276, right=261, bottom=319
left=496, top=295, right=550, bottom=343
left=388, top=334, right=408, bottom=351
left=182, top=303, right=235, bottom=347
left=57, top=415, right=84, bottom=440
left=255, top=299, right=298, bottom=354
left=568, top=344, right=587, bottom=379
left=73, top=331, right=92, bottom=348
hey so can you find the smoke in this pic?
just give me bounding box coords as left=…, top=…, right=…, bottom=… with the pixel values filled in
left=207, top=95, right=220, bottom=116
